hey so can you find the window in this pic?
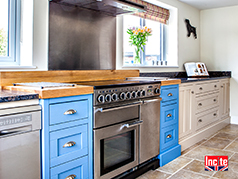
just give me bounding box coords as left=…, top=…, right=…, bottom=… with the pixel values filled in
left=0, top=0, right=20, bottom=65
left=123, top=15, right=167, bottom=67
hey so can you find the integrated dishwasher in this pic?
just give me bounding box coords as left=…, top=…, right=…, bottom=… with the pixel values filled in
left=0, top=104, right=41, bottom=179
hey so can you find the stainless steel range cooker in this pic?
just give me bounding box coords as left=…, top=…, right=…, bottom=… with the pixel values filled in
left=76, top=80, right=162, bottom=179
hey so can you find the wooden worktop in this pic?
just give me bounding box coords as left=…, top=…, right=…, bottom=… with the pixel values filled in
left=160, top=79, right=181, bottom=86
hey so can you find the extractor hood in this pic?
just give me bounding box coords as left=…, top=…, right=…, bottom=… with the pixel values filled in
left=50, top=0, right=147, bottom=16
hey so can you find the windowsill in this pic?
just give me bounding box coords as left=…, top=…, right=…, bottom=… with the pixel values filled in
left=0, top=66, right=37, bottom=69
left=122, top=65, right=179, bottom=68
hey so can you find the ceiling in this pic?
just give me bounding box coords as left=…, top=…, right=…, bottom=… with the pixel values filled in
left=178, top=0, right=238, bottom=10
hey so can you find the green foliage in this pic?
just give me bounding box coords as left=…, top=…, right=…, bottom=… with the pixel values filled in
left=127, top=27, right=152, bottom=63
left=0, top=28, right=8, bottom=56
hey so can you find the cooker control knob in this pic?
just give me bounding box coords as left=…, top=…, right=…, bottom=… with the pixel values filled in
left=97, top=95, right=105, bottom=103
left=141, top=90, right=146, bottom=96
left=132, top=91, right=137, bottom=98
left=111, top=93, right=118, bottom=101
left=137, top=90, right=141, bottom=97
left=119, top=92, right=126, bottom=100
left=154, top=88, right=160, bottom=94
left=126, top=92, right=131, bottom=99
left=105, top=94, right=112, bottom=102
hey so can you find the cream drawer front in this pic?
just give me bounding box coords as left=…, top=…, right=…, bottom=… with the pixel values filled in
left=195, top=93, right=219, bottom=112
left=195, top=107, right=219, bottom=131
left=195, top=81, right=219, bottom=94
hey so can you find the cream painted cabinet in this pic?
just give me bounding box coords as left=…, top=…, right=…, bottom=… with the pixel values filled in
left=219, top=79, right=230, bottom=119
left=179, top=83, right=195, bottom=140
left=179, top=79, right=230, bottom=151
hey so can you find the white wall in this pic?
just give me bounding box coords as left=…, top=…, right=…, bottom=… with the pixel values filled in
left=200, top=6, right=238, bottom=124
left=116, top=0, right=201, bottom=72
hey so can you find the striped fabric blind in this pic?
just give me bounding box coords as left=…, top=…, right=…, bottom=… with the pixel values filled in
left=130, top=0, right=170, bottom=24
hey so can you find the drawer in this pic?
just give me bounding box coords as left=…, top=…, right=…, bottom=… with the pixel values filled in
left=50, top=124, right=88, bottom=167
left=195, top=81, right=219, bottom=94
left=161, top=85, right=178, bottom=102
left=160, top=103, right=178, bottom=128
left=50, top=100, right=89, bottom=125
left=195, top=107, right=219, bottom=131
left=160, top=124, right=178, bottom=152
left=51, top=156, right=88, bottom=179
left=195, top=92, right=219, bottom=112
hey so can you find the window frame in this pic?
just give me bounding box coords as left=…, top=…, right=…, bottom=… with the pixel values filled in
left=122, top=15, right=167, bottom=67
left=0, top=0, right=21, bottom=65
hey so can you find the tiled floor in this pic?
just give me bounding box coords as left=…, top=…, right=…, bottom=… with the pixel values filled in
left=137, top=124, right=238, bottom=179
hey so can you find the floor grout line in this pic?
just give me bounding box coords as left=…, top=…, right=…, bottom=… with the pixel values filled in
left=222, top=137, right=237, bottom=150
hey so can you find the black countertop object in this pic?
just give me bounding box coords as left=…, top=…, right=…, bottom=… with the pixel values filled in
left=74, top=80, right=161, bottom=89
left=140, top=71, right=231, bottom=83
left=0, top=90, right=39, bottom=103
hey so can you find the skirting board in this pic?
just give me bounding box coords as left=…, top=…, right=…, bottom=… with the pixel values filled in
left=231, top=116, right=238, bottom=125
left=179, top=117, right=230, bottom=151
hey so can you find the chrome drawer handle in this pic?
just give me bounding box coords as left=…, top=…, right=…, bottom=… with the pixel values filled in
left=214, top=85, right=217, bottom=88
left=63, top=141, right=76, bottom=148
left=198, top=103, right=202, bottom=106
left=221, top=86, right=224, bottom=88
left=199, top=87, right=203, bottom=90
left=198, top=119, right=202, bottom=122
left=168, top=93, right=173, bottom=97
left=65, top=174, right=76, bottom=179
left=213, top=113, right=217, bottom=117
left=167, top=114, right=172, bottom=118
left=121, top=120, right=143, bottom=129
left=166, top=134, right=172, bottom=139
left=214, top=99, right=217, bottom=102
left=64, top=109, right=77, bottom=115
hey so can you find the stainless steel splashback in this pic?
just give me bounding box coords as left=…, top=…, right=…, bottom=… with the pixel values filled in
left=49, top=2, right=116, bottom=70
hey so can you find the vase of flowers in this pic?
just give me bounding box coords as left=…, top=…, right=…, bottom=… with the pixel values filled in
left=127, top=26, right=152, bottom=64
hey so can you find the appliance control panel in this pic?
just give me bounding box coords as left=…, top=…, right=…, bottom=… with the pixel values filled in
left=94, top=84, right=161, bottom=105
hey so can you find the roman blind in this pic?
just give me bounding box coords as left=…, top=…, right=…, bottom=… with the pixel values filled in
left=130, top=0, right=170, bottom=24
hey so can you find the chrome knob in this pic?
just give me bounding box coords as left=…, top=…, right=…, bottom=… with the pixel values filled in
left=141, top=90, right=146, bottom=96
left=137, top=91, right=141, bottom=97
left=111, top=93, right=118, bottom=101
left=105, top=94, right=111, bottom=102
left=119, top=92, right=126, bottom=100
left=132, top=91, right=137, bottom=98
left=126, top=92, right=131, bottom=99
left=97, top=95, right=105, bottom=103
left=154, top=88, right=160, bottom=94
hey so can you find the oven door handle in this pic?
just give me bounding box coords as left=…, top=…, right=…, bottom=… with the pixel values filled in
left=95, top=101, right=143, bottom=113
left=143, top=98, right=162, bottom=104
left=121, top=120, right=143, bottom=129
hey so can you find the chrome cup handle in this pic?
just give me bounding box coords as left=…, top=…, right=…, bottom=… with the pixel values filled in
left=63, top=141, right=76, bottom=148
left=65, top=174, right=76, bottom=179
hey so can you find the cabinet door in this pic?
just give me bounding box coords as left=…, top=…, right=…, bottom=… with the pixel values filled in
left=179, top=83, right=195, bottom=140
left=219, top=79, right=230, bottom=119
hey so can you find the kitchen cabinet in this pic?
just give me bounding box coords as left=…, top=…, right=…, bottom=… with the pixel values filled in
left=179, top=83, right=194, bottom=140
left=158, top=85, right=181, bottom=167
left=179, top=79, right=230, bottom=151
left=219, top=78, right=230, bottom=120
left=40, top=94, right=93, bottom=179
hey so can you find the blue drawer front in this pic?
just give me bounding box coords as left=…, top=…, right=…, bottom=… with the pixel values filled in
left=50, top=124, right=88, bottom=167
left=161, top=85, right=178, bottom=102
left=160, top=124, right=178, bottom=152
left=160, top=103, right=178, bottom=128
left=50, top=100, right=89, bottom=125
left=51, top=156, right=89, bottom=179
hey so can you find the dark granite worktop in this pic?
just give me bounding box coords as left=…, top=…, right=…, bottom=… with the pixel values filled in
left=0, top=90, right=39, bottom=103
left=140, top=71, right=231, bottom=83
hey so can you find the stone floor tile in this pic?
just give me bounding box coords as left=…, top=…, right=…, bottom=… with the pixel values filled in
left=136, top=170, right=171, bottom=179
left=181, top=139, right=207, bottom=156
left=157, top=157, right=192, bottom=174
left=202, top=137, right=233, bottom=149
left=183, top=159, right=215, bottom=176
left=218, top=124, right=238, bottom=134
left=213, top=132, right=238, bottom=140
left=213, top=162, right=238, bottom=178
left=230, top=153, right=238, bottom=163
left=169, top=169, right=210, bottom=179
left=224, top=141, right=238, bottom=152
left=184, top=145, right=234, bottom=161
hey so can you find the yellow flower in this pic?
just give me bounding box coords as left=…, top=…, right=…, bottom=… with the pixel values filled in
left=135, top=31, right=138, bottom=35
left=133, top=30, right=136, bottom=34
left=144, top=26, right=147, bottom=29
left=141, top=29, right=144, bottom=33
left=138, top=28, right=141, bottom=31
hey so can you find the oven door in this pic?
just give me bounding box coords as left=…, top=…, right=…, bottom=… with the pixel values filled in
left=94, top=119, right=141, bottom=179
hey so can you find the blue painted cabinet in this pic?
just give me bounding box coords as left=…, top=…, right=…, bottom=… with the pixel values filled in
left=40, top=94, right=93, bottom=179
left=159, top=85, right=181, bottom=167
